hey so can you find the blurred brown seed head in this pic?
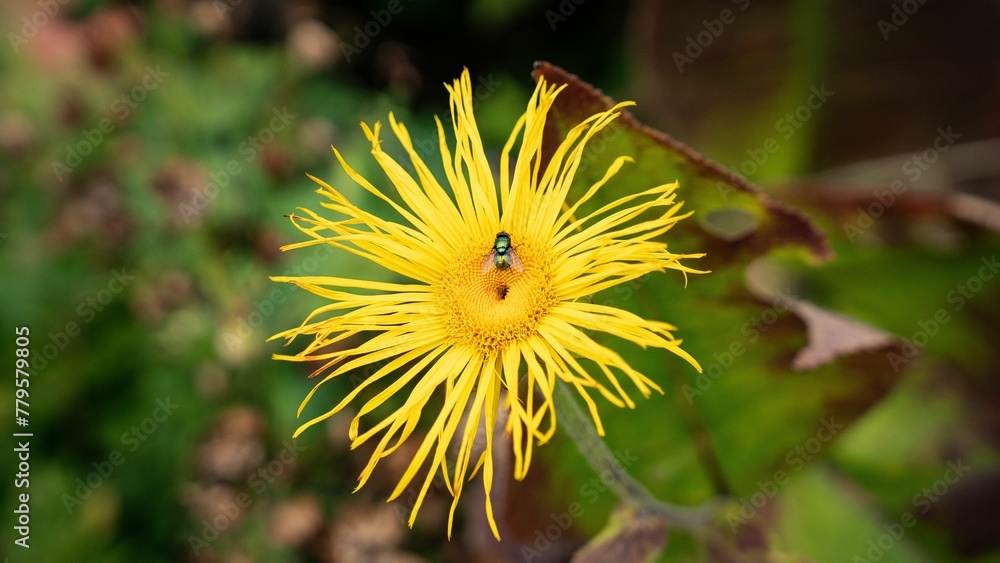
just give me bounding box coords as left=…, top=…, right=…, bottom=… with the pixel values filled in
left=267, top=495, right=324, bottom=547
left=287, top=19, right=341, bottom=71
left=197, top=406, right=266, bottom=482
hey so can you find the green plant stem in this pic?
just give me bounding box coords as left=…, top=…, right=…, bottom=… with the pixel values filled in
left=553, top=378, right=719, bottom=530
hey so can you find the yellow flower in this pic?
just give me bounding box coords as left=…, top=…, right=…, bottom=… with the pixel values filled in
left=271, top=69, right=705, bottom=539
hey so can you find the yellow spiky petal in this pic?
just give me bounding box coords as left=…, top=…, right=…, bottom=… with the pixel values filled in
left=271, top=68, right=707, bottom=540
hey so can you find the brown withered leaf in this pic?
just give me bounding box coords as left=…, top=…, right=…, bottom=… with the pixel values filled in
left=571, top=505, right=667, bottom=563
left=532, top=61, right=832, bottom=267
left=744, top=261, right=900, bottom=372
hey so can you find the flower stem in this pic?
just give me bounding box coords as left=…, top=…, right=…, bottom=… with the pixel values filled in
left=553, top=379, right=719, bottom=530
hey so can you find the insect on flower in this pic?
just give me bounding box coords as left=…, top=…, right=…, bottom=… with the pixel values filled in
left=481, top=231, right=524, bottom=274
left=271, top=68, right=708, bottom=540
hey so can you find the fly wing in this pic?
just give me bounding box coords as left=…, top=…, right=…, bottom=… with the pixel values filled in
left=508, top=248, right=525, bottom=272
left=481, top=249, right=499, bottom=274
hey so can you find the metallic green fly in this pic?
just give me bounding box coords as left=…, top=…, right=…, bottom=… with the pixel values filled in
left=482, top=231, right=524, bottom=273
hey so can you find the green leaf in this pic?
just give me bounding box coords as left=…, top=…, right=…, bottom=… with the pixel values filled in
left=530, top=62, right=910, bottom=559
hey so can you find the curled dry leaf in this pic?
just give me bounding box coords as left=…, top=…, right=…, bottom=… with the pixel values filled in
left=745, top=261, right=901, bottom=372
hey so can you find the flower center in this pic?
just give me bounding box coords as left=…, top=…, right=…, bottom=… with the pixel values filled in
left=437, top=238, right=556, bottom=353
